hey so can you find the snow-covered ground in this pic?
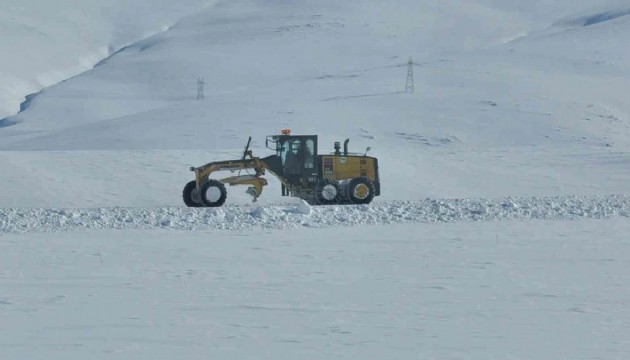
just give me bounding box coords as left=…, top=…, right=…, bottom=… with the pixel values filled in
left=2, top=220, right=630, bottom=359
left=2, top=0, right=630, bottom=358
left=2, top=145, right=630, bottom=209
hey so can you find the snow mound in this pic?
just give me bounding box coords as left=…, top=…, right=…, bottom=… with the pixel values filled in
left=249, top=205, right=287, bottom=220
left=2, top=195, right=629, bottom=234
left=294, top=200, right=312, bottom=216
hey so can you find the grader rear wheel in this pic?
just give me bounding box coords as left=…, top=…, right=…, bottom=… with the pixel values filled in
left=347, top=177, right=375, bottom=205
left=315, top=179, right=341, bottom=205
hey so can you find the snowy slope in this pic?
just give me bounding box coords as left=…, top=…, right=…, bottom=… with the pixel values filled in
left=3, top=0, right=630, bottom=149
left=0, top=0, right=217, bottom=119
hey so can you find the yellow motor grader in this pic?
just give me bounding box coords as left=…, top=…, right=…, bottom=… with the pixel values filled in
left=182, top=129, right=380, bottom=207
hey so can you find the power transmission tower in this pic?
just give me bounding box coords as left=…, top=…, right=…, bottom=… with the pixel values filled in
left=197, top=78, right=205, bottom=100
left=405, top=57, right=414, bottom=93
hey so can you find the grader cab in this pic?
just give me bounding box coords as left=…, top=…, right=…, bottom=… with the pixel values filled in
left=182, top=130, right=380, bottom=207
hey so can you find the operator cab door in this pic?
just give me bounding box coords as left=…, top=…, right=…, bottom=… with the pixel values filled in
left=278, top=136, right=317, bottom=185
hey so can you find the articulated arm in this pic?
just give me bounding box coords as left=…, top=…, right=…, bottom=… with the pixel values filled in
left=190, top=153, right=268, bottom=201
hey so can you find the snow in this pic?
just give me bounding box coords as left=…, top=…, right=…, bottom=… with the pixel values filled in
left=0, top=0, right=217, bottom=119
left=2, top=0, right=630, bottom=358
left=295, top=199, right=312, bottom=215
left=555, top=5, right=630, bottom=28
left=2, top=195, right=630, bottom=234
left=2, top=220, right=630, bottom=359
left=2, top=0, right=630, bottom=152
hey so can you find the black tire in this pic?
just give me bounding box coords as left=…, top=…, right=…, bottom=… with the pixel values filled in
left=183, top=180, right=203, bottom=207
left=347, top=177, right=375, bottom=205
left=200, top=179, right=227, bottom=207
left=314, top=179, right=341, bottom=205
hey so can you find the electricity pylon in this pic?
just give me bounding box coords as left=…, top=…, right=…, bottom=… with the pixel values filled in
left=197, top=78, right=205, bottom=100
left=405, top=57, right=414, bottom=93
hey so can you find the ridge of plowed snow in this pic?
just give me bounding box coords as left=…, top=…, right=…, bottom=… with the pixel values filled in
left=2, top=195, right=629, bottom=234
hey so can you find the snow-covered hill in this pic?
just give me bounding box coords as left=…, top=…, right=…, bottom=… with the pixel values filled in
left=0, top=0, right=217, bottom=119
left=3, top=0, right=630, bottom=152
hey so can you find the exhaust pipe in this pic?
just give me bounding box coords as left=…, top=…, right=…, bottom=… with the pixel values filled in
left=343, top=139, right=349, bottom=156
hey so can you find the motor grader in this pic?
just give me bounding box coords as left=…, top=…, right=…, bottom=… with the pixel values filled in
left=182, top=129, right=380, bottom=207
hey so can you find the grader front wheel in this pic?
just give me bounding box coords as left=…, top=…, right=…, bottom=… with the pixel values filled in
left=182, top=180, right=203, bottom=207
left=201, top=179, right=228, bottom=207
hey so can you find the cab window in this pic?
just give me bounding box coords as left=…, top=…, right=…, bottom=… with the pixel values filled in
left=303, top=139, right=315, bottom=169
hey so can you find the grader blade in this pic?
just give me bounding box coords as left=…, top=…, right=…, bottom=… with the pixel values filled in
left=220, top=175, right=268, bottom=202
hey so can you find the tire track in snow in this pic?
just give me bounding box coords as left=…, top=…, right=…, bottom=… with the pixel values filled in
left=1, top=195, right=630, bottom=234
